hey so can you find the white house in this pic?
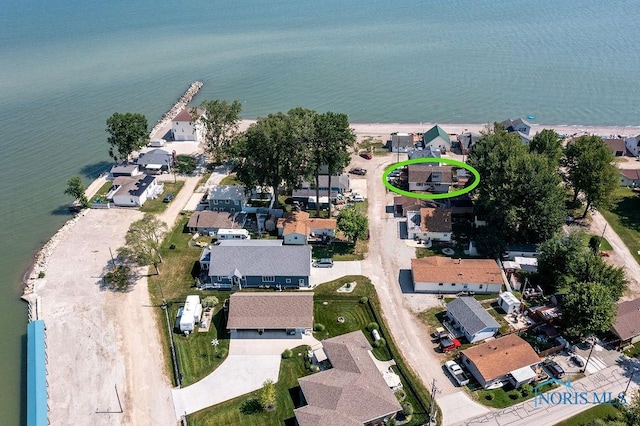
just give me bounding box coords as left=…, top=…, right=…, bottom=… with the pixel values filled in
left=406, top=207, right=452, bottom=242
left=422, top=125, right=452, bottom=152
left=625, top=135, right=640, bottom=158
left=111, top=175, right=163, bottom=207
left=109, top=164, right=142, bottom=179
left=172, top=108, right=201, bottom=141
left=620, top=169, right=640, bottom=187
left=411, top=257, right=504, bottom=294
left=446, top=297, right=500, bottom=343
left=179, top=295, right=203, bottom=333
left=388, top=132, right=415, bottom=152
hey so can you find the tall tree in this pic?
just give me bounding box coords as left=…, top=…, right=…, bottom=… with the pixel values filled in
left=117, top=213, right=167, bottom=275
left=337, top=207, right=368, bottom=244
left=105, top=112, right=148, bottom=163
left=529, top=129, right=563, bottom=166
left=260, top=379, right=276, bottom=411
left=64, top=175, right=89, bottom=208
left=235, top=113, right=306, bottom=208
left=562, top=282, right=616, bottom=340
left=563, top=135, right=618, bottom=217
left=195, top=99, right=242, bottom=163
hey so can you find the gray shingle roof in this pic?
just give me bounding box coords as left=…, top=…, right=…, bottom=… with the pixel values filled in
left=207, top=185, right=246, bottom=200
left=136, top=149, right=172, bottom=166
left=207, top=244, right=311, bottom=277
left=447, top=297, right=499, bottom=336
left=300, top=175, right=349, bottom=190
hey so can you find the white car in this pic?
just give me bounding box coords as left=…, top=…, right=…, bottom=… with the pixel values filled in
left=350, top=194, right=365, bottom=202
left=445, top=360, right=470, bottom=386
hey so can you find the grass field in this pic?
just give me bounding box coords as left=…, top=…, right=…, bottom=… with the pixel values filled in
left=601, top=187, right=640, bottom=264
left=220, top=173, right=241, bottom=186
left=555, top=403, right=625, bottom=425
left=473, top=382, right=557, bottom=408
left=140, top=180, right=185, bottom=213
left=311, top=240, right=367, bottom=261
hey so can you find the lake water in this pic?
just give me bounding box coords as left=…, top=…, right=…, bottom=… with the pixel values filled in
left=1, top=0, right=639, bottom=423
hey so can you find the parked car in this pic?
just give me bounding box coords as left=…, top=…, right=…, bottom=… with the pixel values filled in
left=439, top=337, right=461, bottom=353
left=350, top=194, right=365, bottom=202
left=349, top=167, right=367, bottom=176
left=313, top=258, right=334, bottom=268
left=570, top=355, right=585, bottom=368
left=388, top=169, right=401, bottom=178
left=359, top=152, right=373, bottom=160
left=163, top=193, right=174, bottom=203
left=543, top=360, right=565, bottom=378
left=445, top=360, right=470, bottom=386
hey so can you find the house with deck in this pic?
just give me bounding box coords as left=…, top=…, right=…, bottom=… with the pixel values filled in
left=461, top=334, right=540, bottom=389
left=407, top=165, right=453, bottom=193
left=295, top=331, right=402, bottom=426
left=411, top=257, right=504, bottom=294
left=446, top=297, right=499, bottom=343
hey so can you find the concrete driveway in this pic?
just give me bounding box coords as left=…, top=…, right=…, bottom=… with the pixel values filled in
left=310, top=260, right=362, bottom=287
left=171, top=331, right=321, bottom=419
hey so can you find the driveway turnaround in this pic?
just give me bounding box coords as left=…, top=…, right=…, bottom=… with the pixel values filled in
left=309, top=260, right=362, bottom=287
left=171, top=331, right=321, bottom=419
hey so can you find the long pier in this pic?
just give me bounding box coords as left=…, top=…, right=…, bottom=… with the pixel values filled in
left=149, top=81, right=203, bottom=139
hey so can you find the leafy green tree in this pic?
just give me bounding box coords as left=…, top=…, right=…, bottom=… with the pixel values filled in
left=563, top=135, right=618, bottom=217
left=118, top=213, right=167, bottom=275
left=202, top=296, right=219, bottom=308
left=337, top=207, right=368, bottom=244
left=64, top=175, right=89, bottom=208
left=260, top=379, right=276, bottom=411
left=529, top=129, right=563, bottom=166
left=236, top=112, right=307, bottom=208
left=537, top=231, right=589, bottom=292
left=468, top=128, right=565, bottom=256
left=175, top=154, right=197, bottom=174
left=195, top=99, right=242, bottom=163
left=624, top=389, right=640, bottom=425
left=575, top=252, right=627, bottom=301
left=562, top=282, right=616, bottom=340
left=105, top=112, right=148, bottom=163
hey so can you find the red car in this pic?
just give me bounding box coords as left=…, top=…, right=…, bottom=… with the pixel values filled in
left=439, top=337, right=461, bottom=352
left=359, top=152, right=373, bottom=160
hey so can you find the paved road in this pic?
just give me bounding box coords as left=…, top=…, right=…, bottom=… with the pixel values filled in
left=352, top=153, right=490, bottom=424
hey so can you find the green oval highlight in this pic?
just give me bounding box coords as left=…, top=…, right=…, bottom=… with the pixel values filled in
left=382, top=157, right=480, bottom=200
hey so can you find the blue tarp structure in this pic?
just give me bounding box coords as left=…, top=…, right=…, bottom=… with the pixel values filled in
left=27, top=320, right=47, bottom=426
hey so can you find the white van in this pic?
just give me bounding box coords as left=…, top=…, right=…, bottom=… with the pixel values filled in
left=150, top=138, right=166, bottom=147
left=216, top=228, right=251, bottom=240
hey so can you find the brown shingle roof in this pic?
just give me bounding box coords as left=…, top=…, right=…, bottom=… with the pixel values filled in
left=411, top=257, right=503, bottom=285
left=174, top=108, right=193, bottom=122
left=187, top=211, right=238, bottom=230
left=407, top=165, right=453, bottom=183
left=226, top=293, right=313, bottom=330
left=620, top=169, right=640, bottom=180
left=420, top=207, right=452, bottom=233
left=295, top=331, right=401, bottom=426
left=462, top=334, right=540, bottom=381
left=612, top=298, right=640, bottom=341
left=604, top=138, right=627, bottom=155
left=277, top=212, right=337, bottom=236
left=307, top=217, right=337, bottom=230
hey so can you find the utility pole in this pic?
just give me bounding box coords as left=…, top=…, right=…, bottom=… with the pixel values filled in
left=108, top=247, right=116, bottom=269
left=582, top=336, right=597, bottom=374
left=625, top=367, right=638, bottom=395
left=428, top=378, right=440, bottom=424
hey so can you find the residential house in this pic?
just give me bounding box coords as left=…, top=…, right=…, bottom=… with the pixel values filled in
left=207, top=185, right=248, bottom=212
left=503, top=244, right=539, bottom=260
left=455, top=132, right=482, bottom=154
left=109, top=164, right=142, bottom=179
left=136, top=148, right=174, bottom=174
left=407, top=145, right=442, bottom=160
left=298, top=175, right=350, bottom=194
left=226, top=292, right=314, bottom=336
left=200, top=241, right=311, bottom=289
left=387, top=132, right=415, bottom=152
left=291, top=189, right=336, bottom=208
left=172, top=108, right=201, bottom=141
left=612, top=297, right=640, bottom=346
left=603, top=138, right=628, bottom=157
left=111, top=175, right=162, bottom=207
left=625, top=135, right=640, bottom=158
left=411, top=257, right=505, bottom=294
left=392, top=195, right=440, bottom=216
left=406, top=207, right=452, bottom=242
left=446, top=297, right=499, bottom=343
left=186, top=210, right=245, bottom=235
left=276, top=211, right=336, bottom=245
left=295, top=331, right=402, bottom=426
left=500, top=118, right=531, bottom=136
left=422, top=125, right=452, bottom=152
left=619, top=169, right=640, bottom=187
left=407, top=165, right=453, bottom=193
left=461, top=334, right=540, bottom=389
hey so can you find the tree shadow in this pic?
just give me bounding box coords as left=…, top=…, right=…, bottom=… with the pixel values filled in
left=78, top=161, right=113, bottom=180
left=239, top=398, right=263, bottom=415
left=50, top=204, right=75, bottom=216
left=398, top=269, right=414, bottom=293
left=96, top=259, right=141, bottom=293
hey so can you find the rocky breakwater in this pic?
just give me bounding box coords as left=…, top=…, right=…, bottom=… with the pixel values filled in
left=149, top=81, right=203, bottom=139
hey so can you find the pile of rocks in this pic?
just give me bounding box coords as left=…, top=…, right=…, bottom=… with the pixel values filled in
left=149, top=81, right=204, bottom=139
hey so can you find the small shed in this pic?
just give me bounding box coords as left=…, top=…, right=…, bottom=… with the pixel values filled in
left=498, top=292, right=520, bottom=314
left=179, top=295, right=202, bottom=332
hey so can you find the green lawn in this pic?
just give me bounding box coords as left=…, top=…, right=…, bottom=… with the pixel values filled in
left=555, top=403, right=625, bottom=425
left=481, top=301, right=511, bottom=334
left=359, top=136, right=388, bottom=156
left=589, top=234, right=613, bottom=251
left=624, top=341, right=640, bottom=358
left=140, top=180, right=185, bottom=213
left=93, top=180, right=114, bottom=200
left=220, top=172, right=242, bottom=186
left=416, top=247, right=438, bottom=258
left=311, top=240, right=367, bottom=261
left=601, top=187, right=640, bottom=264
left=471, top=381, right=557, bottom=408
left=188, top=345, right=310, bottom=426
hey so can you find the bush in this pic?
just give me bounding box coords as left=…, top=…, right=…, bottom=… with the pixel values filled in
left=484, top=394, right=494, bottom=401
left=520, top=383, right=533, bottom=396
left=282, top=349, right=293, bottom=359
left=366, top=322, right=379, bottom=331
left=359, top=296, right=368, bottom=304
left=169, top=244, right=176, bottom=249
left=216, top=348, right=228, bottom=359
left=402, top=401, right=414, bottom=416
left=38, top=271, right=45, bottom=279
left=309, top=364, right=320, bottom=373
left=508, top=390, right=521, bottom=400
left=202, top=296, right=219, bottom=308
left=374, top=338, right=386, bottom=348
left=314, top=323, right=325, bottom=332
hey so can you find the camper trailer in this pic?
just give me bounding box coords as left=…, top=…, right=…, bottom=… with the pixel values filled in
left=216, top=228, right=251, bottom=240
left=179, top=295, right=203, bottom=333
